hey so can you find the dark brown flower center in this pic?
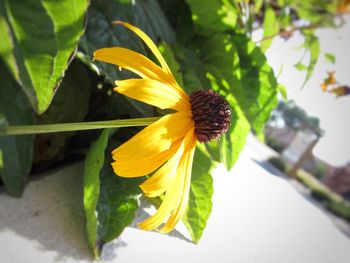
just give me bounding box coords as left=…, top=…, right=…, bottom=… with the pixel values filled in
left=190, top=90, right=231, bottom=143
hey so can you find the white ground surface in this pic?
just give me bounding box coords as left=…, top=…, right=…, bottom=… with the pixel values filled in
left=1, top=134, right=350, bottom=263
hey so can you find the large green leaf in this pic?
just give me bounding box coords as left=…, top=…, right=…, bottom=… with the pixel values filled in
left=83, top=131, right=142, bottom=258
left=199, top=33, right=277, bottom=168
left=231, top=34, right=278, bottom=134
left=174, top=47, right=210, bottom=94
left=201, top=34, right=277, bottom=133
left=133, top=0, right=176, bottom=44
left=206, top=72, right=251, bottom=170
left=2, top=0, right=88, bottom=114
left=83, top=129, right=110, bottom=259
left=97, top=159, right=142, bottom=243
left=186, top=0, right=237, bottom=34
left=0, top=61, right=35, bottom=196
left=183, top=147, right=214, bottom=243
left=33, top=60, right=92, bottom=171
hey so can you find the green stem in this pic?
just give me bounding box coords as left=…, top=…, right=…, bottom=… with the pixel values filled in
left=1, top=117, right=160, bottom=136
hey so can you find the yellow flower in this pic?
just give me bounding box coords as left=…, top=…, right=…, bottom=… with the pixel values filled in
left=93, top=21, right=230, bottom=233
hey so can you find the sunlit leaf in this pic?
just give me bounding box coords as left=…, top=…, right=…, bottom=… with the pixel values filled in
left=202, top=33, right=278, bottom=135
left=294, top=62, right=308, bottom=71
left=0, top=13, right=18, bottom=81
left=299, top=31, right=320, bottom=88
left=3, top=0, right=88, bottom=114
left=206, top=72, right=251, bottom=170
left=324, top=52, right=336, bottom=64
left=83, top=131, right=142, bottom=257
left=83, top=129, right=110, bottom=259
left=186, top=0, right=237, bottom=34
left=278, top=84, right=288, bottom=101
left=183, top=147, right=214, bottom=243
left=260, top=6, right=279, bottom=52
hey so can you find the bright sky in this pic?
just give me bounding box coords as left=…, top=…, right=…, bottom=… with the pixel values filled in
left=263, top=16, right=350, bottom=167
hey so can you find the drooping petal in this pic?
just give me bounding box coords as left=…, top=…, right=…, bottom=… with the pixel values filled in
left=94, top=47, right=187, bottom=98
left=113, top=21, right=172, bottom=76
left=112, top=111, right=194, bottom=177
left=138, top=128, right=196, bottom=231
left=159, top=132, right=197, bottom=233
left=112, top=139, right=181, bottom=177
left=115, top=79, right=190, bottom=112
left=94, top=47, right=167, bottom=81
left=140, top=135, right=185, bottom=197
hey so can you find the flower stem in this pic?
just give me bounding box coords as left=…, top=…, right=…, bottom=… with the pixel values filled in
left=1, top=117, right=160, bottom=136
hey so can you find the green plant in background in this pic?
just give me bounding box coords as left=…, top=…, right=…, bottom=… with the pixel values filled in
left=268, top=156, right=287, bottom=172
left=0, top=0, right=348, bottom=258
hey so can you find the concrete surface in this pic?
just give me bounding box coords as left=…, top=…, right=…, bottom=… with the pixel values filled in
left=1, top=134, right=350, bottom=263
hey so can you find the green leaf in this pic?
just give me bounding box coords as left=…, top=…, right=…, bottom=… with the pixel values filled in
left=206, top=72, right=251, bottom=170
left=0, top=61, right=35, bottom=196
left=231, top=34, right=278, bottom=134
left=219, top=107, right=250, bottom=170
left=83, top=129, right=110, bottom=259
left=200, top=33, right=277, bottom=164
left=0, top=13, right=19, bottom=81
left=158, top=0, right=195, bottom=46
left=186, top=0, right=237, bottom=34
left=294, top=62, right=308, bottom=71
left=299, top=31, right=320, bottom=88
left=3, top=0, right=88, bottom=114
left=278, top=84, right=288, bottom=101
left=83, top=130, right=143, bottom=257
left=175, top=47, right=210, bottom=94
left=183, top=147, right=214, bottom=243
left=324, top=52, right=336, bottom=64
left=97, top=158, right=142, bottom=243
left=260, top=6, right=279, bottom=52
left=32, top=60, right=92, bottom=170
left=253, top=0, right=264, bottom=13
left=133, top=0, right=176, bottom=44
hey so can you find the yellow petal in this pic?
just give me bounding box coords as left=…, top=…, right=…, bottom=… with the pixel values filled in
left=140, top=134, right=185, bottom=197
left=112, top=139, right=181, bottom=177
left=94, top=47, right=167, bottom=81
left=115, top=79, right=190, bottom=112
left=159, top=132, right=197, bottom=233
left=112, top=112, right=194, bottom=176
left=138, top=156, right=185, bottom=231
left=114, top=21, right=172, bottom=75
left=94, top=47, right=186, bottom=98
left=138, top=128, right=196, bottom=231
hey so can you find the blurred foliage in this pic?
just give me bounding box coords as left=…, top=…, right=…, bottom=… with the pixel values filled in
left=265, top=137, right=284, bottom=153
left=313, top=161, right=328, bottom=179
left=268, top=156, right=287, bottom=172
left=269, top=100, right=323, bottom=134
left=0, top=0, right=348, bottom=258
left=296, top=169, right=350, bottom=221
